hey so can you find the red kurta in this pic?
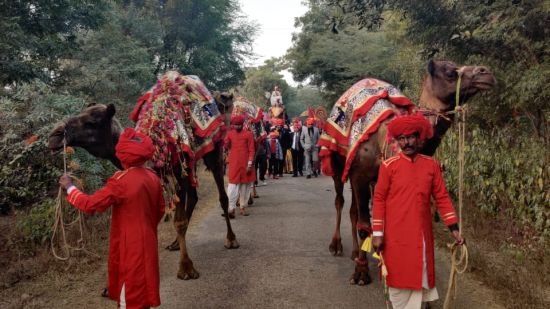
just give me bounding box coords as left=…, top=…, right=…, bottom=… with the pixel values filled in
left=66, top=167, right=165, bottom=309
left=372, top=153, right=457, bottom=290
left=225, top=129, right=256, bottom=184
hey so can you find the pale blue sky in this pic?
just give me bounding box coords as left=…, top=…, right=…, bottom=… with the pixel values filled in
left=239, top=0, right=308, bottom=85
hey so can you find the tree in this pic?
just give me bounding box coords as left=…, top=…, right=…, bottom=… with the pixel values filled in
left=236, top=58, right=294, bottom=108
left=156, top=0, right=257, bottom=90
left=0, top=0, right=107, bottom=85
left=287, top=0, right=404, bottom=102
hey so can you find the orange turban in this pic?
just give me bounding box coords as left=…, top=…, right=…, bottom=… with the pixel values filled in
left=230, top=114, right=245, bottom=125
left=306, top=118, right=315, bottom=126
left=387, top=113, right=433, bottom=141
left=115, top=128, right=154, bottom=168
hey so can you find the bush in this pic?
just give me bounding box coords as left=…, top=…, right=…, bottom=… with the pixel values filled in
left=437, top=123, right=549, bottom=241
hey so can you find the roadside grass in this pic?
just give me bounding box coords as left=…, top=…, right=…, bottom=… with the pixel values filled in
left=434, top=200, right=550, bottom=309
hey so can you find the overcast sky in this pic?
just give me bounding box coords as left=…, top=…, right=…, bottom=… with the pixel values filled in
left=239, top=0, right=309, bottom=85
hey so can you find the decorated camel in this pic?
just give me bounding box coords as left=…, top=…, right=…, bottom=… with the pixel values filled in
left=48, top=72, right=244, bottom=280
left=319, top=60, right=495, bottom=285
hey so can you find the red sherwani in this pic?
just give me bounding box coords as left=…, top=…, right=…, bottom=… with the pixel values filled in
left=225, top=129, right=256, bottom=184
left=66, top=167, right=165, bottom=309
left=372, top=153, right=457, bottom=290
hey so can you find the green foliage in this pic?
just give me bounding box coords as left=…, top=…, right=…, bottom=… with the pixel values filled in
left=287, top=1, right=404, bottom=102
left=235, top=58, right=294, bottom=107
left=0, top=81, right=113, bottom=214
left=16, top=198, right=56, bottom=245
left=287, top=86, right=331, bottom=118
left=156, top=0, right=256, bottom=90
left=438, top=125, right=550, bottom=240
left=0, top=0, right=108, bottom=84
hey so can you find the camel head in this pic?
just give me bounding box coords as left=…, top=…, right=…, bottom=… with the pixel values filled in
left=420, top=59, right=496, bottom=112
left=48, top=103, right=123, bottom=167
left=213, top=91, right=234, bottom=115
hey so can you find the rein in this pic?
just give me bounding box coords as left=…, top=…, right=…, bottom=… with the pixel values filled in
left=50, top=131, right=97, bottom=261
left=443, top=73, right=469, bottom=309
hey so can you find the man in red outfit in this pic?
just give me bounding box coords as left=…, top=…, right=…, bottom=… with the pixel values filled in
left=59, top=128, right=164, bottom=309
left=372, top=114, right=464, bottom=309
left=225, top=114, right=256, bottom=217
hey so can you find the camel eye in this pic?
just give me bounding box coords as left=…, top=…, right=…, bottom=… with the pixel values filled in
left=446, top=70, right=458, bottom=79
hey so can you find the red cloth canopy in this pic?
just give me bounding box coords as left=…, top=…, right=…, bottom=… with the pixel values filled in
left=115, top=128, right=154, bottom=168
left=387, top=113, right=433, bottom=141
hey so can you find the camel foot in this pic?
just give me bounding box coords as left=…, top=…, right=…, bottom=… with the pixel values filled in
left=165, top=239, right=180, bottom=251
left=224, top=238, right=240, bottom=249
left=349, top=264, right=372, bottom=286
left=349, top=268, right=372, bottom=286
left=329, top=238, right=343, bottom=256
left=177, top=266, right=200, bottom=280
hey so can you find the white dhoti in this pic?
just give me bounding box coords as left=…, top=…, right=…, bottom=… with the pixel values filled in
left=389, top=237, right=439, bottom=309
left=228, top=183, right=251, bottom=212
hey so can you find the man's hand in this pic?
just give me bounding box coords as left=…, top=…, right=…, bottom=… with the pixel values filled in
left=59, top=174, right=73, bottom=190
left=451, top=230, right=465, bottom=245
left=372, top=236, right=384, bottom=253
left=247, top=161, right=253, bottom=174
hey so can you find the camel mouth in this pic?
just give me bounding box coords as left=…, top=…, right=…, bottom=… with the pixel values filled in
left=472, top=81, right=495, bottom=90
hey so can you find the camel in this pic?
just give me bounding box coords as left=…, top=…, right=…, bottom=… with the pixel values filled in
left=48, top=74, right=238, bottom=280
left=323, top=60, right=496, bottom=285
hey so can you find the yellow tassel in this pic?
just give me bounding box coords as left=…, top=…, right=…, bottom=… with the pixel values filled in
left=372, top=252, right=381, bottom=260
left=361, top=236, right=372, bottom=252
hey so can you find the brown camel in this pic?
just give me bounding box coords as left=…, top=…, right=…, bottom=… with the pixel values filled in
left=327, top=60, right=496, bottom=285
left=48, top=89, right=237, bottom=281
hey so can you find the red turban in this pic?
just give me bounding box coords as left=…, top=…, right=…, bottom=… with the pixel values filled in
left=387, top=113, right=433, bottom=141
left=272, top=118, right=284, bottom=126
left=115, top=128, right=154, bottom=168
left=306, top=118, right=315, bottom=126
left=230, top=114, right=245, bottom=125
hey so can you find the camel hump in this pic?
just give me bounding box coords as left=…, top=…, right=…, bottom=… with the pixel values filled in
left=382, top=155, right=400, bottom=167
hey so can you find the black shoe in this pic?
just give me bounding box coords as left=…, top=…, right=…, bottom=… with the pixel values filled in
left=313, top=172, right=318, bottom=177
left=292, top=174, right=298, bottom=177
left=306, top=175, right=311, bottom=179
left=299, top=172, right=303, bottom=176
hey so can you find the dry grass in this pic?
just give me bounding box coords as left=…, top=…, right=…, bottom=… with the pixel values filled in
left=434, top=202, right=550, bottom=309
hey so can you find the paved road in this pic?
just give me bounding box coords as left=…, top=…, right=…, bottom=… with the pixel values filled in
left=157, top=175, right=503, bottom=309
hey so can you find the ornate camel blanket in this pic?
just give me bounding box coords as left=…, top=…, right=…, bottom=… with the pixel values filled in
left=319, top=78, right=415, bottom=182
left=130, top=72, right=225, bottom=177
left=232, top=96, right=267, bottom=144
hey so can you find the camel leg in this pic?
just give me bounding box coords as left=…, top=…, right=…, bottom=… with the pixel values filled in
left=174, top=176, right=200, bottom=280
left=329, top=174, right=345, bottom=256
left=349, top=172, right=373, bottom=286
left=204, top=146, right=239, bottom=249
left=349, top=182, right=359, bottom=261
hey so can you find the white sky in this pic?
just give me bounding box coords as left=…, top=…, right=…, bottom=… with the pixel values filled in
left=239, top=0, right=309, bottom=85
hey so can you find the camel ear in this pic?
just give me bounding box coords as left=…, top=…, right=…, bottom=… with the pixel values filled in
left=427, top=59, right=436, bottom=76
left=221, top=93, right=234, bottom=101
left=106, top=104, right=116, bottom=118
